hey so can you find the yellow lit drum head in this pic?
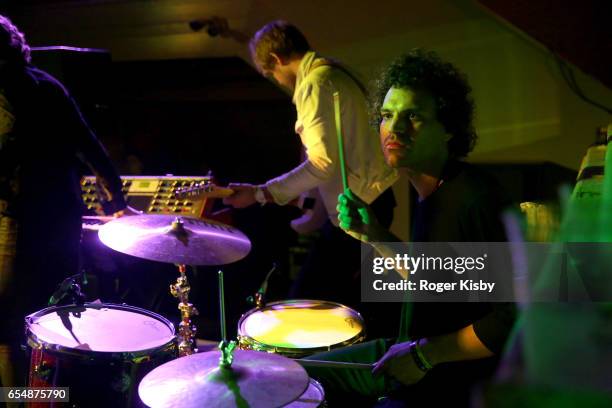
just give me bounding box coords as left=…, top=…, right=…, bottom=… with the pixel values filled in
left=240, top=300, right=364, bottom=349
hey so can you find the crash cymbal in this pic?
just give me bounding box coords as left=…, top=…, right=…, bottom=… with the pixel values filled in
left=98, top=215, right=251, bottom=265
left=138, top=349, right=309, bottom=408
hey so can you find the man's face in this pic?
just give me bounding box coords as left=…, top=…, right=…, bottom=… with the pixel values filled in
left=379, top=87, right=449, bottom=171
left=259, top=58, right=296, bottom=94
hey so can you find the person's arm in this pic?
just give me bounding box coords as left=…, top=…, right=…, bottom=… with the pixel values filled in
left=205, top=17, right=250, bottom=44
left=224, top=77, right=340, bottom=208
left=265, top=80, right=339, bottom=204
left=421, top=324, right=495, bottom=364
left=373, top=324, right=494, bottom=386
left=373, top=302, right=517, bottom=386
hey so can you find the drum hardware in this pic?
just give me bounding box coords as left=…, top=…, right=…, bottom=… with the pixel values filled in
left=286, top=378, right=326, bottom=407
left=139, top=272, right=330, bottom=407
left=32, top=360, right=53, bottom=382
left=98, top=214, right=252, bottom=357
left=138, top=349, right=310, bottom=408
left=168, top=218, right=199, bottom=357
left=48, top=273, right=86, bottom=306
left=169, top=263, right=199, bottom=357
left=246, top=263, right=277, bottom=309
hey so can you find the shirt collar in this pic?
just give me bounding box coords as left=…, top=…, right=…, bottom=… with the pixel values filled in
left=292, top=50, right=317, bottom=103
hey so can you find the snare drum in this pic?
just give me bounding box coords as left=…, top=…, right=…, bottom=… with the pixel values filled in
left=238, top=300, right=365, bottom=358
left=26, top=303, right=176, bottom=408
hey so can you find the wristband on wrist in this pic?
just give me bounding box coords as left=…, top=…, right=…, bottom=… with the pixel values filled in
left=409, top=339, right=433, bottom=372
left=254, top=186, right=267, bottom=206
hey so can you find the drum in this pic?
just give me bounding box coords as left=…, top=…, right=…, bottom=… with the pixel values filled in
left=238, top=300, right=365, bottom=358
left=284, top=378, right=326, bottom=407
left=26, top=303, right=176, bottom=408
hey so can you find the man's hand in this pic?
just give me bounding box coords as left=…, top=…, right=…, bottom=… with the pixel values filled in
left=372, top=342, right=428, bottom=386
left=223, top=183, right=257, bottom=208
left=337, top=190, right=387, bottom=242
left=203, top=16, right=250, bottom=43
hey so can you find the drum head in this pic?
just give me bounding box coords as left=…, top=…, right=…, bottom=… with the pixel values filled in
left=239, top=300, right=364, bottom=351
left=27, top=303, right=175, bottom=353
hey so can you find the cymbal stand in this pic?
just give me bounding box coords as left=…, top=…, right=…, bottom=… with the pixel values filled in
left=218, top=270, right=236, bottom=368
left=170, top=264, right=199, bottom=357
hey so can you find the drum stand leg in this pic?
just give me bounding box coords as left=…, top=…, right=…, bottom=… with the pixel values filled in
left=170, top=264, right=198, bottom=357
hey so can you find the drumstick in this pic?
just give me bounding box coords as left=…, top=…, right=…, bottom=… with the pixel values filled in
left=333, top=91, right=349, bottom=192
left=294, top=359, right=374, bottom=371
left=218, top=270, right=227, bottom=343
left=82, top=215, right=115, bottom=222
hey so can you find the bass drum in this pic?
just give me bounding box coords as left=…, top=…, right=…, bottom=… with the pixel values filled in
left=26, top=303, right=176, bottom=408
left=238, top=300, right=365, bottom=358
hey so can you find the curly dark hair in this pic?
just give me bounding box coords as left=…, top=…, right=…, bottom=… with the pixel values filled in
left=371, top=49, right=477, bottom=158
left=0, top=15, right=31, bottom=66
left=249, top=20, right=311, bottom=70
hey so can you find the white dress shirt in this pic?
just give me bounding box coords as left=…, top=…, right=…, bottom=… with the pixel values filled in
left=266, top=51, right=398, bottom=225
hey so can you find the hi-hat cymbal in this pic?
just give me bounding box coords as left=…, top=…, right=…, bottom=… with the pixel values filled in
left=98, top=215, right=251, bottom=265
left=138, top=349, right=309, bottom=408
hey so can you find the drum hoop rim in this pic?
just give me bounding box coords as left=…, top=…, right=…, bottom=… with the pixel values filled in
left=301, top=378, right=325, bottom=398
left=238, top=332, right=367, bottom=357
left=26, top=302, right=177, bottom=359
left=237, top=299, right=366, bottom=355
left=238, top=299, right=364, bottom=321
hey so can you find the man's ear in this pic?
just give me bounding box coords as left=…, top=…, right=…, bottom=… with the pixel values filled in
left=269, top=52, right=285, bottom=66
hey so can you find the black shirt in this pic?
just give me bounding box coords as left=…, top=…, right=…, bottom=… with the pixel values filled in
left=400, top=161, right=515, bottom=353
left=394, top=161, right=517, bottom=402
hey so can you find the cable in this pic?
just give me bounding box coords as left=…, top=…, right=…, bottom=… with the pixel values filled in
left=553, top=52, right=612, bottom=115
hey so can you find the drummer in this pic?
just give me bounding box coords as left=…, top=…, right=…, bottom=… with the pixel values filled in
left=0, top=15, right=132, bottom=389
left=306, top=50, right=517, bottom=406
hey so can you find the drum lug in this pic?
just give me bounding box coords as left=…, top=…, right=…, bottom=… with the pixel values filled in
left=132, top=355, right=152, bottom=363
left=33, top=361, right=53, bottom=382
left=237, top=335, right=246, bottom=349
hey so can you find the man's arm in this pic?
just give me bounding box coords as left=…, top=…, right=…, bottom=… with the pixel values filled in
left=421, top=324, right=495, bottom=364
left=374, top=300, right=516, bottom=385
left=225, top=78, right=340, bottom=208
left=373, top=324, right=494, bottom=386
left=266, top=80, right=339, bottom=204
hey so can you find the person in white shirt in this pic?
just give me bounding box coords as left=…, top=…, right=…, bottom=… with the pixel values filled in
left=224, top=20, right=397, bottom=310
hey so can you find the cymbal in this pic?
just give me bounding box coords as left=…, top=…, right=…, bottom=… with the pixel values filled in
left=138, top=349, right=309, bottom=408
left=98, top=215, right=251, bottom=265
